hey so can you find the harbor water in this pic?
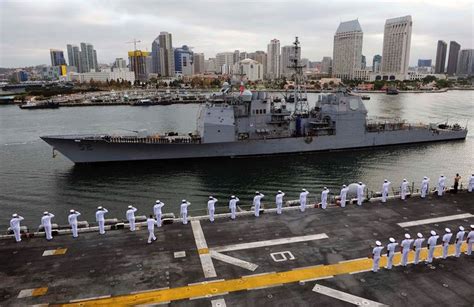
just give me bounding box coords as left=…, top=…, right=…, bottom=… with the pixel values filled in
left=0, top=90, right=473, bottom=229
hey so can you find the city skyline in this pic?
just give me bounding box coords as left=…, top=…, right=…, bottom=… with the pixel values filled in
left=0, top=0, right=473, bottom=68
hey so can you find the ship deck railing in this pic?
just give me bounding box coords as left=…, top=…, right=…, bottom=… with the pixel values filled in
left=365, top=121, right=430, bottom=132
left=102, top=135, right=202, bottom=144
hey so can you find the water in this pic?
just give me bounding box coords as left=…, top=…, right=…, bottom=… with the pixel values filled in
left=1, top=90, right=473, bottom=229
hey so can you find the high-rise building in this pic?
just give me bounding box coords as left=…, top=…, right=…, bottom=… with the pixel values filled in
left=239, top=52, right=248, bottom=61
left=193, top=53, right=205, bottom=74
left=174, top=45, right=194, bottom=76
left=456, top=49, right=474, bottom=77
left=361, top=55, right=366, bottom=69
left=249, top=51, right=267, bottom=77
left=372, top=55, right=382, bottom=73
left=233, top=50, right=240, bottom=64
left=78, top=42, right=98, bottom=73
left=216, top=52, right=234, bottom=74
left=381, top=15, right=412, bottom=76
left=113, top=58, right=127, bottom=70
left=66, top=44, right=81, bottom=71
left=151, top=36, right=161, bottom=75
left=332, top=19, right=363, bottom=80
left=266, top=39, right=280, bottom=79
left=417, top=59, right=432, bottom=67
left=434, top=40, right=447, bottom=74
left=321, top=57, right=332, bottom=74
left=205, top=58, right=218, bottom=73
left=447, top=41, right=461, bottom=75
left=158, top=32, right=175, bottom=77
left=128, top=50, right=150, bottom=81
left=280, top=45, right=298, bottom=77
left=50, top=49, right=66, bottom=66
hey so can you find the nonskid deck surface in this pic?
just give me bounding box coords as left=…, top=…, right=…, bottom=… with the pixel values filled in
left=1, top=193, right=473, bottom=306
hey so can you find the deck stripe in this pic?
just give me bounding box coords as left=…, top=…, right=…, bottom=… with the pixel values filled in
left=191, top=220, right=217, bottom=278
left=18, top=287, right=48, bottom=298
left=212, top=233, right=328, bottom=253
left=397, top=213, right=473, bottom=227
left=211, top=298, right=227, bottom=307
left=58, top=243, right=466, bottom=306
left=42, top=248, right=67, bottom=256
left=210, top=251, right=258, bottom=271
left=313, top=284, right=387, bottom=306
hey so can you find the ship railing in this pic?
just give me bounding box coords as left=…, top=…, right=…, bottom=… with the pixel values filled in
left=366, top=121, right=429, bottom=132
left=103, top=135, right=202, bottom=144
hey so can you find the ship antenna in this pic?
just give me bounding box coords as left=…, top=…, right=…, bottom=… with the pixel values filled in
left=288, top=36, right=308, bottom=115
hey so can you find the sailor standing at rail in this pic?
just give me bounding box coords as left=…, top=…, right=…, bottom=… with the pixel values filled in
left=10, top=214, right=24, bottom=243
left=372, top=241, right=384, bottom=272
left=207, top=196, right=218, bottom=222
left=229, top=196, right=239, bottom=220
left=126, top=205, right=138, bottom=231
left=421, top=176, right=430, bottom=198
left=413, top=233, right=425, bottom=264
left=339, top=185, right=349, bottom=208
left=299, top=189, right=309, bottom=212
left=41, top=212, right=54, bottom=241
left=386, top=237, right=398, bottom=269
left=400, top=233, right=414, bottom=266
left=426, top=230, right=439, bottom=263
left=442, top=228, right=453, bottom=259
left=95, top=206, right=108, bottom=235
left=153, top=200, right=164, bottom=227
left=68, top=209, right=81, bottom=238
left=467, top=225, right=474, bottom=255
left=454, top=226, right=465, bottom=257
left=146, top=215, right=157, bottom=244
left=381, top=179, right=391, bottom=203
left=275, top=191, right=285, bottom=214
left=180, top=200, right=191, bottom=224
left=468, top=174, right=474, bottom=192
left=437, top=175, right=446, bottom=196
left=321, top=187, right=329, bottom=209
left=357, top=182, right=365, bottom=206
left=400, top=179, right=409, bottom=200
left=253, top=192, right=264, bottom=217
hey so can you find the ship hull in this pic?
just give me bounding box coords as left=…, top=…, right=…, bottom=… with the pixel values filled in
left=41, top=128, right=468, bottom=164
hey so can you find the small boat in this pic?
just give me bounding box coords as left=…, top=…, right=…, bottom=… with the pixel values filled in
left=361, top=95, right=370, bottom=100
left=386, top=87, right=399, bottom=95
left=19, top=100, right=59, bottom=109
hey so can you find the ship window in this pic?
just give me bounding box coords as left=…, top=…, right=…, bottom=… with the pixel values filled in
left=263, top=109, right=266, bottom=114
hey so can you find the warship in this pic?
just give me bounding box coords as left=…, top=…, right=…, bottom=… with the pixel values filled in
left=41, top=38, right=468, bottom=164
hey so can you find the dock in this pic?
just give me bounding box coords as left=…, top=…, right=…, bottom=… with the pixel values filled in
left=1, top=192, right=473, bottom=306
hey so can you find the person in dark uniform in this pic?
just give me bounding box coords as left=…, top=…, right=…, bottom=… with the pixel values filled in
left=453, top=173, right=461, bottom=193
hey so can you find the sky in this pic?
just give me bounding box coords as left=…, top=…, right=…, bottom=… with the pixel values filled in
left=0, top=0, right=472, bottom=68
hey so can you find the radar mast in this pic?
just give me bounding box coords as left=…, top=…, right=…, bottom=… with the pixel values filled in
left=288, top=36, right=308, bottom=115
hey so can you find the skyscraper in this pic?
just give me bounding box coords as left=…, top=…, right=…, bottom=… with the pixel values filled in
left=79, top=42, right=98, bottom=73
left=361, top=55, right=366, bottom=69
left=66, top=44, right=81, bottom=71
left=435, top=40, right=447, bottom=74
left=266, top=39, right=280, bottom=79
left=233, top=50, right=240, bottom=64
left=321, top=57, right=332, bottom=74
left=50, top=49, right=66, bottom=66
left=381, top=15, right=412, bottom=76
left=372, top=55, right=382, bottom=73
left=174, top=45, right=194, bottom=76
left=280, top=45, right=298, bottom=77
left=151, top=37, right=160, bottom=75
left=216, top=52, right=234, bottom=74
left=456, top=49, right=474, bottom=77
left=128, top=50, right=150, bottom=81
left=447, top=41, right=461, bottom=75
left=113, top=58, right=127, bottom=70
left=332, top=19, right=363, bottom=80
left=158, top=32, right=175, bottom=77
left=193, top=53, right=205, bottom=74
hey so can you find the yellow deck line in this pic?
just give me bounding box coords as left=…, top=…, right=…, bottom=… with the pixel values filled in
left=57, top=243, right=467, bottom=306
left=54, top=248, right=68, bottom=255
left=32, top=287, right=48, bottom=297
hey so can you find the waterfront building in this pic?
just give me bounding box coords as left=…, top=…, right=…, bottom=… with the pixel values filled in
left=216, top=52, right=234, bottom=74
left=435, top=40, right=447, bottom=74
left=233, top=58, right=263, bottom=81
left=158, top=32, right=175, bottom=77
left=248, top=51, right=267, bottom=77
left=151, top=36, right=160, bottom=75
left=113, top=58, right=127, bottom=70
left=205, top=58, right=218, bottom=73
left=193, top=53, right=205, bottom=74
left=372, top=55, right=382, bottom=73
left=266, top=39, right=280, bottom=79
left=280, top=45, right=298, bottom=78
left=13, top=70, right=28, bottom=82
left=68, top=70, right=135, bottom=83
left=381, top=15, right=412, bottom=78
left=456, top=49, right=474, bottom=77
left=446, top=41, right=461, bottom=75
left=50, top=49, right=66, bottom=66
left=128, top=50, right=150, bottom=81
left=174, top=45, right=194, bottom=76
left=353, top=69, right=371, bottom=81
left=332, top=19, right=363, bottom=80
left=418, top=59, right=432, bottom=67
left=321, top=57, right=332, bottom=74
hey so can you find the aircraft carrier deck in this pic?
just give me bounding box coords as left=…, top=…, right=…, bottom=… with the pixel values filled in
left=1, top=192, right=473, bottom=306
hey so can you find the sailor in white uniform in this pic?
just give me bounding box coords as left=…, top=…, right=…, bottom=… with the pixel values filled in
left=321, top=187, right=329, bottom=209
left=41, top=211, right=54, bottom=241
left=207, top=196, right=217, bottom=222
left=426, top=230, right=439, bottom=263
left=468, top=174, right=474, bottom=192
left=95, top=206, right=108, bottom=235
left=126, top=205, right=138, bottom=231
left=372, top=241, right=384, bottom=272
left=400, top=233, right=414, bottom=266
left=454, top=226, right=465, bottom=257
left=153, top=200, right=164, bottom=227
left=400, top=179, right=409, bottom=200
left=421, top=176, right=430, bottom=198
left=467, top=225, right=474, bottom=255
left=10, top=214, right=24, bottom=242
left=68, top=209, right=81, bottom=238
left=229, top=195, right=239, bottom=220
left=180, top=200, right=191, bottom=224
left=442, top=228, right=453, bottom=259
left=437, top=175, right=446, bottom=196
left=339, top=185, right=349, bottom=208
left=146, top=215, right=157, bottom=244
left=253, top=192, right=264, bottom=217
left=275, top=191, right=285, bottom=214
left=357, top=182, right=365, bottom=206
left=299, top=189, right=309, bottom=212
left=386, top=237, right=398, bottom=269
left=413, top=233, right=425, bottom=264
left=381, top=179, right=391, bottom=203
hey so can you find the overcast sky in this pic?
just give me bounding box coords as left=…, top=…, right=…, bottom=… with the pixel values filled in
left=0, top=0, right=472, bottom=68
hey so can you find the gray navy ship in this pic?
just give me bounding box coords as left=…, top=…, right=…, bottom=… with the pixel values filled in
left=41, top=38, right=468, bottom=164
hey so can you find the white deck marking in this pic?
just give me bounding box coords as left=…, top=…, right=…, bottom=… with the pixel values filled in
left=191, top=220, right=217, bottom=278
left=174, top=251, right=186, bottom=258
left=270, top=251, right=295, bottom=262
left=212, top=233, right=328, bottom=252
left=211, top=298, right=227, bottom=307
left=210, top=251, right=258, bottom=271
left=312, top=284, right=388, bottom=306
left=397, top=213, right=474, bottom=227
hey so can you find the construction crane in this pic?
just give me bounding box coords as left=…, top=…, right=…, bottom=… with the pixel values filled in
left=126, top=39, right=141, bottom=51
